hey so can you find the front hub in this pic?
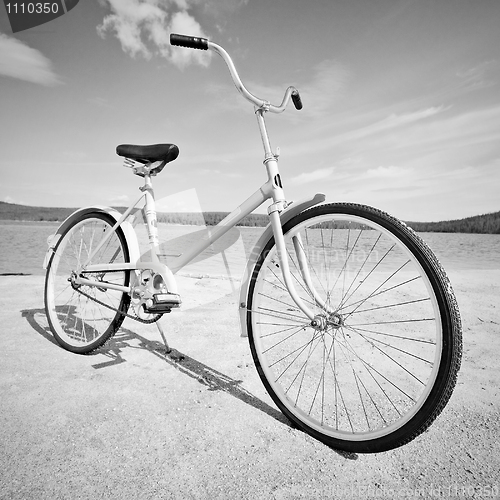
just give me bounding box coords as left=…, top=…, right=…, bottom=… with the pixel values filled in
left=311, top=312, right=344, bottom=331
left=329, top=312, right=344, bottom=329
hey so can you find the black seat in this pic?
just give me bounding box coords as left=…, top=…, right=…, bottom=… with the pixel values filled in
left=116, top=143, right=179, bottom=164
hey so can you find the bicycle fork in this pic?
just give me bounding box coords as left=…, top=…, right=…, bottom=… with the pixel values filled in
left=256, top=109, right=330, bottom=324
left=267, top=190, right=333, bottom=324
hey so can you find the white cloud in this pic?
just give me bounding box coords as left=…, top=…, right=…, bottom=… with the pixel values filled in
left=346, top=106, right=447, bottom=144
left=109, top=194, right=131, bottom=206
left=456, top=60, right=499, bottom=92
left=247, top=60, right=349, bottom=117
left=382, top=106, right=446, bottom=127
left=286, top=105, right=448, bottom=159
left=366, top=104, right=500, bottom=157
left=366, top=166, right=411, bottom=178
left=0, top=33, right=62, bottom=86
left=87, top=96, right=112, bottom=108
left=168, top=10, right=211, bottom=68
left=97, top=0, right=166, bottom=59
left=204, top=59, right=350, bottom=117
left=97, top=0, right=211, bottom=69
left=300, top=60, right=350, bottom=118
left=290, top=167, right=334, bottom=185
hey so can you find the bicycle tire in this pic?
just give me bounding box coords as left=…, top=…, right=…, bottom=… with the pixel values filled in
left=246, top=203, right=462, bottom=453
left=45, top=211, right=131, bottom=354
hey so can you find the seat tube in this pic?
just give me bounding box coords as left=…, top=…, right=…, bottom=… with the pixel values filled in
left=142, top=174, right=160, bottom=262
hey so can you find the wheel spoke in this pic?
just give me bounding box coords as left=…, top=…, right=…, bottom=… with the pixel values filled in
left=248, top=204, right=461, bottom=452
left=45, top=214, right=130, bottom=352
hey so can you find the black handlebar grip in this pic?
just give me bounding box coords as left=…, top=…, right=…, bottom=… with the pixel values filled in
left=292, top=90, right=303, bottom=110
left=170, top=34, right=209, bottom=50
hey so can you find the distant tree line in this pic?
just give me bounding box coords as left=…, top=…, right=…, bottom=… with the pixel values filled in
left=0, top=202, right=74, bottom=222
left=1, top=201, right=499, bottom=233
left=156, top=211, right=268, bottom=227
left=405, top=211, right=500, bottom=234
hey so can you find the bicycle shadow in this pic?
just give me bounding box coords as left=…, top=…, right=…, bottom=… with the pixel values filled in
left=21, top=307, right=358, bottom=461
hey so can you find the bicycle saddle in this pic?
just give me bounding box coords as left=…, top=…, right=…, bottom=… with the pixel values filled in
left=116, top=143, right=179, bottom=164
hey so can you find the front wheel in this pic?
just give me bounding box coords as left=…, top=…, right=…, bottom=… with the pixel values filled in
left=44, top=212, right=131, bottom=354
left=247, top=203, right=462, bottom=453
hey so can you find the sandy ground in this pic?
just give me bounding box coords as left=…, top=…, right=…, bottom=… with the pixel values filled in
left=0, top=269, right=499, bottom=499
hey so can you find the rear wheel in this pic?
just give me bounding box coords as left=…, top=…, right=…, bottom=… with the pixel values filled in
left=247, top=203, right=462, bottom=452
left=44, top=212, right=131, bottom=354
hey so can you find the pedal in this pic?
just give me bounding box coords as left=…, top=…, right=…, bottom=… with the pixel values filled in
left=143, top=293, right=181, bottom=313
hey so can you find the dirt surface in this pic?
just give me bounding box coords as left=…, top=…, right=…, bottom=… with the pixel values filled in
left=0, top=269, right=499, bottom=499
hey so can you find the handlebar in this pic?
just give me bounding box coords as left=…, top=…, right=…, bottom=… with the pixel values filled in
left=170, top=34, right=208, bottom=51
left=170, top=33, right=302, bottom=113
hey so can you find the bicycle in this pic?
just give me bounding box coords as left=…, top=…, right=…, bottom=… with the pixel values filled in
left=43, top=34, right=462, bottom=453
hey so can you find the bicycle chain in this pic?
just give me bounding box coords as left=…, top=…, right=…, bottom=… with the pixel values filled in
left=71, top=280, right=163, bottom=324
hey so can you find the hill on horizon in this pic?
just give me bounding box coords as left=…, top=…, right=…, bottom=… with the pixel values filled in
left=0, top=201, right=499, bottom=234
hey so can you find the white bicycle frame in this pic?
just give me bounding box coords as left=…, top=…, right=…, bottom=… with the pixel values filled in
left=44, top=39, right=327, bottom=326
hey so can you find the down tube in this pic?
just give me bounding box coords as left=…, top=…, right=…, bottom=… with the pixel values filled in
left=169, top=186, right=271, bottom=273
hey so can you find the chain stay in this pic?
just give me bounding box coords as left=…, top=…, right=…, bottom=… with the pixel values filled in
left=71, top=277, right=162, bottom=324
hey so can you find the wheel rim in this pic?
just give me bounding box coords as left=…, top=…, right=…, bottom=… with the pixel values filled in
left=250, top=213, right=443, bottom=442
left=46, top=217, right=129, bottom=348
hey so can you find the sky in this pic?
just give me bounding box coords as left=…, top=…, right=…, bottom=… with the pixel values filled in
left=1, top=0, right=499, bottom=222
